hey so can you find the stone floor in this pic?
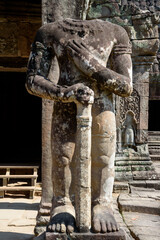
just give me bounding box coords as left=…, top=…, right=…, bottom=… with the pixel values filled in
left=117, top=186, right=160, bottom=240
left=0, top=195, right=40, bottom=240
left=0, top=184, right=160, bottom=240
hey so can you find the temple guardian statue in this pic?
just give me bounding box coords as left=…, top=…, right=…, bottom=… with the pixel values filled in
left=26, top=18, right=132, bottom=235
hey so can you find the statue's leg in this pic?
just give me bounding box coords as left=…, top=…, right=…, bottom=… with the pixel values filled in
left=91, top=100, right=119, bottom=233
left=47, top=102, right=76, bottom=233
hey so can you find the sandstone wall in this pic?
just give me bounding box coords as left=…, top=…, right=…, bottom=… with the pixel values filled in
left=87, top=0, right=160, bottom=180
left=0, top=0, right=41, bottom=71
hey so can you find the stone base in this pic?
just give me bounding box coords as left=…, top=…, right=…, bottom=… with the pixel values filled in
left=45, top=229, right=126, bottom=240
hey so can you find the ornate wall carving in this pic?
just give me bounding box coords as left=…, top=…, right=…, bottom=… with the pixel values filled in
left=120, top=89, right=140, bottom=125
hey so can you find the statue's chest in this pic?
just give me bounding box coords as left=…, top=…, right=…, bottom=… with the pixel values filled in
left=53, top=33, right=114, bottom=67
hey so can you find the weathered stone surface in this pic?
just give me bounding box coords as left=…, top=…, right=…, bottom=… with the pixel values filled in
left=133, top=170, right=160, bottom=180
left=45, top=229, right=127, bottom=240
left=134, top=83, right=149, bottom=97
left=115, top=166, right=132, bottom=172
left=115, top=172, right=133, bottom=181
left=118, top=192, right=160, bottom=214
left=88, top=3, right=120, bottom=19
left=27, top=1, right=132, bottom=234
left=122, top=212, right=160, bottom=240
left=75, top=104, right=92, bottom=232
left=136, top=130, right=148, bottom=144
left=131, top=165, right=154, bottom=172
left=31, top=0, right=160, bottom=236
left=115, top=160, right=152, bottom=166
left=113, top=182, right=129, bottom=193
left=132, top=39, right=159, bottom=57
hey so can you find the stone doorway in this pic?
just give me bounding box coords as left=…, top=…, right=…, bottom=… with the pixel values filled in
left=1, top=72, right=41, bottom=179
left=149, top=100, right=160, bottom=131
left=148, top=100, right=160, bottom=161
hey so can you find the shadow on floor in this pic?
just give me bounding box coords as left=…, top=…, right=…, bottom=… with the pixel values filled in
left=0, top=232, right=34, bottom=240
left=0, top=202, right=39, bottom=210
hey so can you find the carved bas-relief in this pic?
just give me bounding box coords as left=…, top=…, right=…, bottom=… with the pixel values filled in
left=26, top=18, right=132, bottom=236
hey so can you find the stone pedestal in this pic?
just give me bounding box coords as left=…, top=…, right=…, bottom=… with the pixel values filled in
left=45, top=229, right=126, bottom=240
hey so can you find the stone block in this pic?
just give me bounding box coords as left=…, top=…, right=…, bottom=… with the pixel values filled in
left=139, top=110, right=148, bottom=130
left=132, top=15, right=159, bottom=39
left=129, top=180, right=147, bottom=188
left=133, top=171, right=160, bottom=180
left=131, top=24, right=159, bottom=40
left=131, top=165, right=154, bottom=172
left=115, top=160, right=152, bottom=166
left=45, top=229, right=127, bottom=240
left=113, top=182, right=129, bottom=193
left=115, top=171, right=133, bottom=181
left=134, top=83, right=149, bottom=97
left=115, top=166, right=132, bottom=172
left=0, top=22, right=18, bottom=56
left=146, top=180, right=160, bottom=190
left=88, top=3, right=120, bottom=19
left=118, top=193, right=160, bottom=215
left=132, top=39, right=159, bottom=57
left=140, top=96, right=149, bottom=110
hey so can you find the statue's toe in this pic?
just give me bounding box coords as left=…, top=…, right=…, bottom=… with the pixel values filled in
left=101, top=220, right=107, bottom=233
left=60, top=223, right=66, bottom=233
left=93, top=218, right=101, bottom=233
left=67, top=224, right=74, bottom=233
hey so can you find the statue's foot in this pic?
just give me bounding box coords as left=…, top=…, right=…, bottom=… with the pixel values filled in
left=92, top=204, right=119, bottom=233
left=47, top=205, right=76, bottom=233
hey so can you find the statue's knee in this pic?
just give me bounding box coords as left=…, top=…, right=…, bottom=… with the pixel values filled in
left=61, top=156, right=70, bottom=167
left=99, top=155, right=109, bottom=165
left=99, top=154, right=115, bottom=168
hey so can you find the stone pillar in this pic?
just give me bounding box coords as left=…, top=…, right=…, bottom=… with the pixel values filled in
left=34, top=0, right=54, bottom=234
left=75, top=104, right=92, bottom=232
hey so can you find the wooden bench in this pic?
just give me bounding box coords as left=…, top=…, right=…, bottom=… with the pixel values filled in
left=0, top=165, right=39, bottom=199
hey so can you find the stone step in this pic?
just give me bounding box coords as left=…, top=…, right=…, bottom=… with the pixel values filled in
left=115, top=165, right=154, bottom=172
left=113, top=182, right=129, bottom=193
left=115, top=160, right=152, bottom=166
left=150, top=155, right=160, bottom=161
left=118, top=191, right=160, bottom=215
left=129, top=180, right=160, bottom=190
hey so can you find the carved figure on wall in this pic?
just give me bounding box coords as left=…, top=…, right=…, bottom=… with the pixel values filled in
left=26, top=18, right=132, bottom=234
left=123, top=111, right=136, bottom=148
left=120, top=89, right=140, bottom=125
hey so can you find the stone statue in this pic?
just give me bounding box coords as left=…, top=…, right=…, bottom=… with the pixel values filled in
left=26, top=18, right=132, bottom=234
left=124, top=112, right=135, bottom=148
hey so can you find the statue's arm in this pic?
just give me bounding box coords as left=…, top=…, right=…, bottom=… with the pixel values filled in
left=91, top=45, right=133, bottom=97
left=67, top=28, right=132, bottom=97
left=26, top=28, right=93, bottom=104
left=26, top=29, right=62, bottom=101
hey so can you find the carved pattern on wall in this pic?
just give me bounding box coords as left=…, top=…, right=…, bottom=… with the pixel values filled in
left=120, top=88, right=140, bottom=125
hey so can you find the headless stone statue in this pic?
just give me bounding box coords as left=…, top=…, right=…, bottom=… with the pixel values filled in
left=26, top=18, right=132, bottom=234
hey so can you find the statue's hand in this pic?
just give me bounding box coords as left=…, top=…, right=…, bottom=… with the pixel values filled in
left=67, top=40, right=100, bottom=77
left=62, top=83, right=94, bottom=105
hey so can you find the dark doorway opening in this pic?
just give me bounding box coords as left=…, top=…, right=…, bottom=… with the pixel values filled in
left=1, top=72, right=41, bottom=178
left=149, top=100, right=160, bottom=131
